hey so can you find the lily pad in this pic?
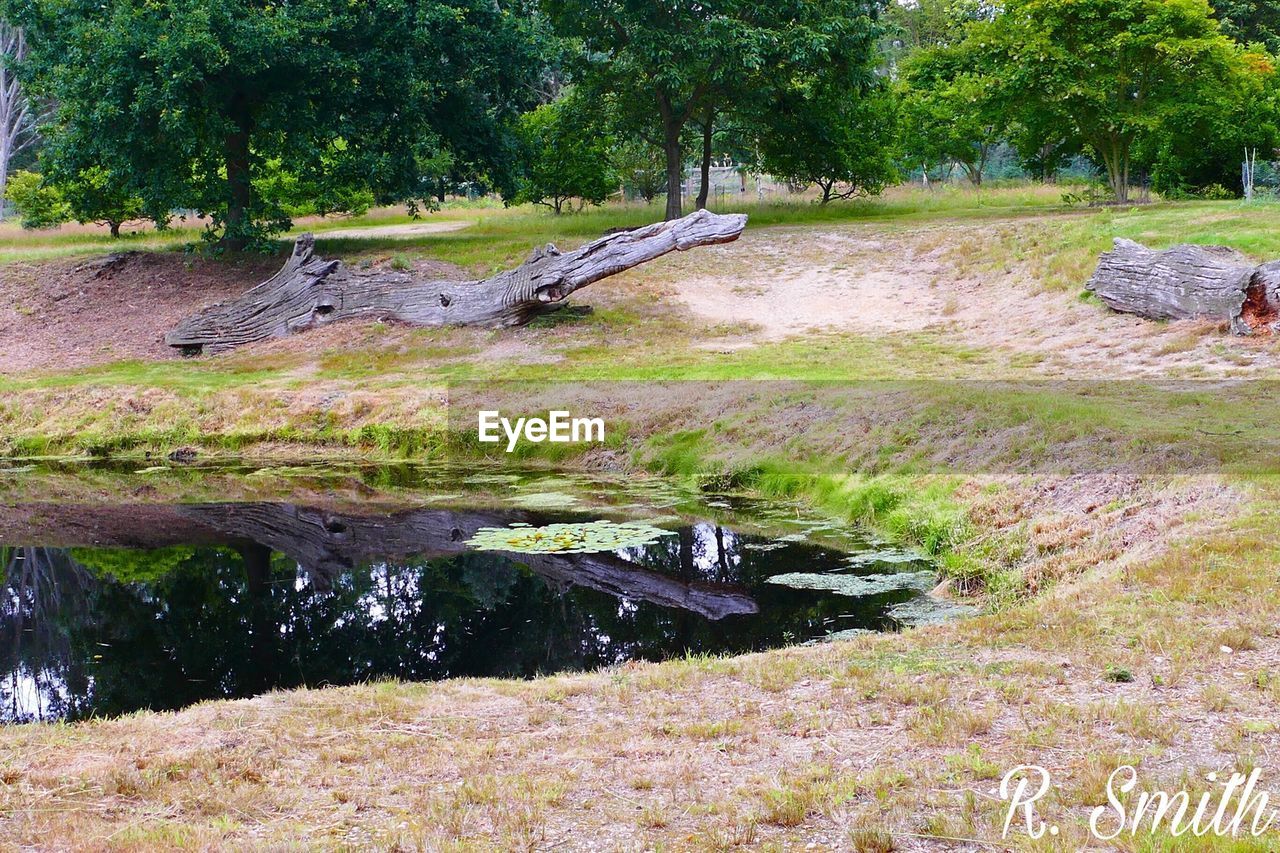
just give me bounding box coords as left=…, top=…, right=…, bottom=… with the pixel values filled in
left=841, top=549, right=926, bottom=571
left=766, top=571, right=937, bottom=597
left=467, top=520, right=674, bottom=554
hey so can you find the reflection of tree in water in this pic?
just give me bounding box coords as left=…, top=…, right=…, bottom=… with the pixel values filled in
left=0, top=547, right=95, bottom=722
left=0, top=516, right=916, bottom=722
left=614, top=522, right=901, bottom=656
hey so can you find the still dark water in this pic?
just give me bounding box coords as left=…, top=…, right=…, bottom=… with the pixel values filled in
left=0, top=464, right=967, bottom=723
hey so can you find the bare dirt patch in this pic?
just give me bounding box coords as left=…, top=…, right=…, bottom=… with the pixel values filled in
left=0, top=252, right=280, bottom=373
left=662, top=221, right=1280, bottom=376
left=0, top=252, right=467, bottom=374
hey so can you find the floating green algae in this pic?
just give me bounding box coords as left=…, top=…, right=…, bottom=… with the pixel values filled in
left=509, top=491, right=582, bottom=510
left=766, top=571, right=937, bottom=597
left=466, top=520, right=674, bottom=554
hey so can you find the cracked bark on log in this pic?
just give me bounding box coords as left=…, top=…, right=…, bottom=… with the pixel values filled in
left=166, top=209, right=748, bottom=354
left=1086, top=238, right=1280, bottom=335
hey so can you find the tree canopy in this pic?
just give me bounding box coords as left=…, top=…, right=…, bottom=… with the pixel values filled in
left=545, top=0, right=885, bottom=220
left=4, top=0, right=545, bottom=247
left=3, top=0, right=1280, bottom=238
left=1214, top=0, right=1280, bottom=54
left=513, top=91, right=617, bottom=214
left=753, top=80, right=898, bottom=203
left=982, top=0, right=1258, bottom=201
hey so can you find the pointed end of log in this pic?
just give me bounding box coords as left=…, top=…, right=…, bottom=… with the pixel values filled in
left=673, top=210, right=747, bottom=250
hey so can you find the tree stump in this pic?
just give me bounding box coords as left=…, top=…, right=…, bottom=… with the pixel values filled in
left=166, top=209, right=749, bottom=355
left=1085, top=238, right=1280, bottom=335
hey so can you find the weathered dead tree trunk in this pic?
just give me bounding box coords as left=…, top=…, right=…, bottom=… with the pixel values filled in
left=1086, top=238, right=1280, bottom=335
left=166, top=209, right=747, bottom=355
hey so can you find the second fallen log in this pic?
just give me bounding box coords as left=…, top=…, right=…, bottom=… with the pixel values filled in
left=1085, top=238, right=1279, bottom=335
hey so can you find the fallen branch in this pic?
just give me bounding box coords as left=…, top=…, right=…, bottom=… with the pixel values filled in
left=166, top=209, right=748, bottom=354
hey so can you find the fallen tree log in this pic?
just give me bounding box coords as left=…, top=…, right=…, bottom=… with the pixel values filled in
left=1085, top=238, right=1280, bottom=335
left=166, top=209, right=748, bottom=354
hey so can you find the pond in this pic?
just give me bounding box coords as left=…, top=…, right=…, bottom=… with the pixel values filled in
left=0, top=461, right=971, bottom=722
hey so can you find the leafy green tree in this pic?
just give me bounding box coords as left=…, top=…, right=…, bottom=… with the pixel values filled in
left=1142, top=48, right=1280, bottom=196
left=546, top=0, right=884, bottom=220
left=1214, top=0, right=1280, bottom=54
left=611, top=139, right=667, bottom=204
left=879, top=0, right=994, bottom=72
left=254, top=155, right=376, bottom=220
left=514, top=93, right=617, bottom=214
left=899, top=39, right=1008, bottom=186
left=987, top=0, right=1246, bottom=202
left=60, top=167, right=144, bottom=238
left=754, top=83, right=898, bottom=203
left=5, top=0, right=543, bottom=249
left=3, top=169, right=67, bottom=228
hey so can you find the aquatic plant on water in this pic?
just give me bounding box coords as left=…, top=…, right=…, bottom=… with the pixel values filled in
left=466, top=520, right=673, bottom=554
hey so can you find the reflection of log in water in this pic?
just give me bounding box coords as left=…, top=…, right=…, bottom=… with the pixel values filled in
left=180, top=504, right=759, bottom=620
left=1, top=504, right=758, bottom=620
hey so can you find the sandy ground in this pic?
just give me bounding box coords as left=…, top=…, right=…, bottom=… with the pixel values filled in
left=3, top=215, right=1279, bottom=376
left=675, top=231, right=947, bottom=338
left=664, top=223, right=1280, bottom=376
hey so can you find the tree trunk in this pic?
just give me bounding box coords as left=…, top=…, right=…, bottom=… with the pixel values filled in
left=221, top=103, right=253, bottom=251
left=109, top=221, right=121, bottom=239
left=1085, top=237, right=1280, bottom=335
left=1100, top=138, right=1131, bottom=204
left=166, top=209, right=748, bottom=354
left=962, top=160, right=982, bottom=187
left=0, top=24, right=39, bottom=223
left=658, top=92, right=684, bottom=221
left=696, top=110, right=714, bottom=210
